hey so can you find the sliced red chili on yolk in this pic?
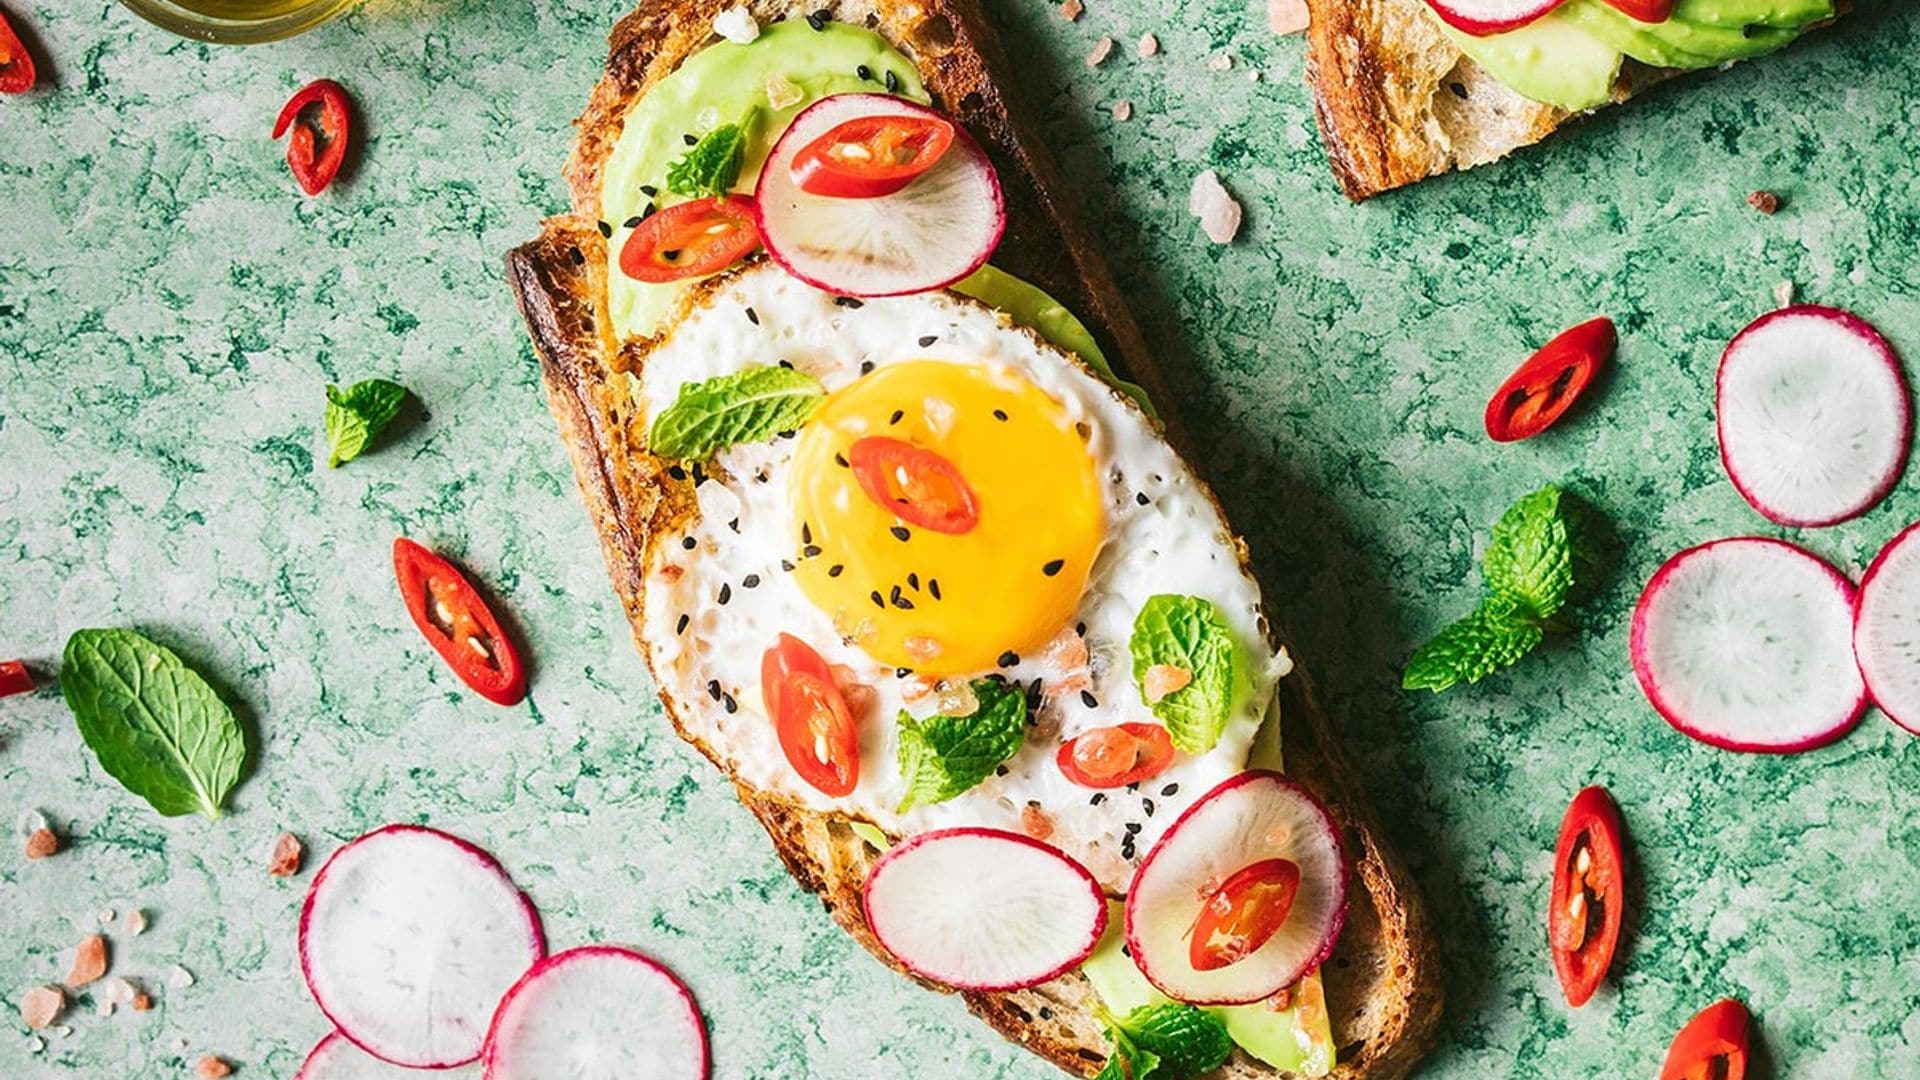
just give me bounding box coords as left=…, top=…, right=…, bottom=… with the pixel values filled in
left=618, top=195, right=761, bottom=284
left=761, top=633, right=861, bottom=798
left=1187, top=858, right=1301, bottom=972
left=790, top=113, right=957, bottom=199
left=847, top=435, right=981, bottom=535
left=1055, top=723, right=1175, bottom=789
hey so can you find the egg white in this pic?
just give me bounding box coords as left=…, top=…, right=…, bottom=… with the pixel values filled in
left=636, top=261, right=1290, bottom=893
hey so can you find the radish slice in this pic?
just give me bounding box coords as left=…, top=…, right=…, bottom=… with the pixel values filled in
left=1716, top=305, right=1910, bottom=528
left=1421, top=0, right=1567, bottom=36
left=295, top=1031, right=472, bottom=1079
left=1125, top=771, right=1348, bottom=1006
left=1854, top=522, right=1920, bottom=736
left=862, top=827, right=1106, bottom=991
left=299, top=825, right=546, bottom=1069
left=1631, top=537, right=1866, bottom=753
left=482, top=945, right=709, bottom=1080
left=755, top=94, right=1004, bottom=297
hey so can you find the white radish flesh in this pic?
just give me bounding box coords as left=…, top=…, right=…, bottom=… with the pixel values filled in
left=1421, top=0, right=1567, bottom=36
left=1717, top=305, right=1910, bottom=528
left=862, top=827, right=1106, bottom=992
left=755, top=94, right=1004, bottom=297
left=482, top=945, right=708, bottom=1080
left=1125, top=771, right=1348, bottom=1006
left=1854, top=522, right=1920, bottom=736
left=296, top=1031, right=474, bottom=1080
left=299, top=825, right=546, bottom=1069
left=1631, top=537, right=1865, bottom=753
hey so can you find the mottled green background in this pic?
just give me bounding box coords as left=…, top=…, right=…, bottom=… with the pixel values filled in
left=4, top=0, right=1919, bottom=1075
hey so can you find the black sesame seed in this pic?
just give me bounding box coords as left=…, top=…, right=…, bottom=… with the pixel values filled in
left=623, top=215, right=642, bottom=229
left=746, top=307, right=759, bottom=325
left=640, top=184, right=658, bottom=197
left=727, top=518, right=740, bottom=533
left=889, top=409, right=904, bottom=425
left=717, top=583, right=732, bottom=605
left=641, top=202, right=656, bottom=219
left=1091, top=792, right=1107, bottom=805
left=860, top=360, right=876, bottom=374
left=569, top=247, right=585, bottom=265
left=834, top=296, right=864, bottom=308
left=597, top=220, right=612, bottom=238
left=804, top=544, right=823, bottom=558
left=885, top=69, right=900, bottom=93
left=834, top=452, right=849, bottom=468
left=661, top=249, right=681, bottom=260
left=722, top=693, right=738, bottom=714
left=1143, top=799, right=1156, bottom=816
left=1080, top=690, right=1098, bottom=708
left=676, top=613, right=690, bottom=634
left=897, top=667, right=913, bottom=677
left=805, top=9, right=825, bottom=29
left=891, top=593, right=915, bottom=610
left=993, top=409, right=1008, bottom=421
left=998, top=650, right=1019, bottom=668
left=780, top=560, right=795, bottom=572
left=1161, top=783, right=1179, bottom=797
left=907, top=572, right=920, bottom=591
left=1076, top=621, right=1087, bottom=636
left=681, top=535, right=696, bottom=550
left=683, top=133, right=698, bottom=146
left=856, top=64, right=874, bottom=81
left=995, top=765, right=1010, bottom=777
left=828, top=564, right=844, bottom=577
left=890, top=584, right=903, bottom=604
left=890, top=525, right=911, bottom=542
left=1038, top=1006, right=1053, bottom=1020
left=1125, top=822, right=1142, bottom=835
left=1127, top=782, right=1139, bottom=793
left=742, top=574, right=761, bottom=589
left=928, top=578, right=941, bottom=600
left=918, top=335, right=937, bottom=347
left=669, top=465, right=688, bottom=480
left=693, top=464, right=708, bottom=485
left=707, top=679, right=722, bottom=700
left=1136, top=492, right=1150, bottom=506
left=778, top=359, right=793, bottom=368
left=871, top=591, right=885, bottom=608
left=1042, top=559, right=1065, bottom=577
left=802, top=523, right=812, bottom=544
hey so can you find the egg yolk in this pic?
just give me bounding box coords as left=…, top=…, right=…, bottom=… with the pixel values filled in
left=788, top=360, right=1104, bottom=674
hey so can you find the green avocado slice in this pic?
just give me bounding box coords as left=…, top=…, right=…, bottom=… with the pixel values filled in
left=1672, top=0, right=1833, bottom=29
left=1562, top=0, right=1798, bottom=68
left=1434, top=12, right=1624, bottom=112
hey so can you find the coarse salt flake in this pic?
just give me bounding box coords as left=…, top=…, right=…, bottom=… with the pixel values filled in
left=1188, top=169, right=1242, bottom=244
left=713, top=6, right=760, bottom=43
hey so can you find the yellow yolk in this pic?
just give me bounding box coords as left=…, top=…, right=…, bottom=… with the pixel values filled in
left=789, top=360, right=1104, bottom=674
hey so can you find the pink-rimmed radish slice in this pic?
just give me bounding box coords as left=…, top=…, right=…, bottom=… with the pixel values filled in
left=295, top=1030, right=474, bottom=1080
left=1854, top=522, right=1920, bottom=736
left=1422, top=0, right=1567, bottom=36
left=1631, top=537, right=1866, bottom=753
left=482, top=945, right=709, bottom=1080
left=755, top=94, right=1004, bottom=297
left=299, top=825, right=546, bottom=1069
left=862, top=827, right=1106, bottom=991
left=1125, top=771, right=1348, bottom=1006
left=1717, top=305, right=1910, bottom=528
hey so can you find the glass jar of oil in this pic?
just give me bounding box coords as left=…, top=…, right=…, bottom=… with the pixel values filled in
left=120, top=0, right=358, bottom=43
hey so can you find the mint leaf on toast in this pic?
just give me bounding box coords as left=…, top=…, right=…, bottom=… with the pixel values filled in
left=665, top=111, right=754, bottom=199
left=648, top=364, right=825, bottom=460
left=895, top=677, right=1028, bottom=812
left=1096, top=1003, right=1233, bottom=1080
left=1130, top=595, right=1240, bottom=754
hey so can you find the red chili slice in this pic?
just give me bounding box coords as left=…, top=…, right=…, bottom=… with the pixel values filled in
left=0, top=660, right=34, bottom=698
left=1659, top=999, right=1751, bottom=1080
left=1548, top=784, right=1627, bottom=1008
left=392, top=538, right=527, bottom=706
left=847, top=436, right=981, bottom=535
left=272, top=79, right=352, bottom=196
left=1484, top=316, right=1615, bottom=443
left=790, top=113, right=957, bottom=199
left=761, top=634, right=860, bottom=797
left=0, top=11, right=37, bottom=94
left=1054, top=722, right=1176, bottom=789
left=1187, top=858, right=1301, bottom=972
left=1602, top=0, right=1676, bottom=21
left=618, top=195, right=761, bottom=283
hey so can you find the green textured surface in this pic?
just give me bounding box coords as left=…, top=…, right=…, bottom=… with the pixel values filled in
left=3, top=1, right=1919, bottom=1075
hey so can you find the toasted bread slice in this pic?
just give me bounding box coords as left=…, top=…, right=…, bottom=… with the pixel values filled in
left=1306, top=0, right=1834, bottom=200
left=505, top=1, right=1442, bottom=1075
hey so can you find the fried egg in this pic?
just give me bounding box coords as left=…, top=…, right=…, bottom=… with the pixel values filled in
left=637, top=260, right=1290, bottom=892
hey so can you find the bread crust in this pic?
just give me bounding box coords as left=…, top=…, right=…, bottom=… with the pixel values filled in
left=506, top=2, right=1442, bottom=1074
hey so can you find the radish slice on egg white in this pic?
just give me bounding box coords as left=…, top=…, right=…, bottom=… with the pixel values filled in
left=1124, top=771, right=1348, bottom=1006
left=862, top=827, right=1107, bottom=991
left=1716, top=305, right=1910, bottom=528
left=1630, top=537, right=1866, bottom=753
left=755, top=94, right=1005, bottom=297
left=482, top=945, right=709, bottom=1080
left=295, top=1031, right=468, bottom=1080
left=1421, top=0, right=1568, bottom=36
left=298, top=825, right=546, bottom=1069
left=1854, top=522, right=1920, bottom=736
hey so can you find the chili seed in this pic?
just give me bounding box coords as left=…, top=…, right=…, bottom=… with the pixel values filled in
left=918, top=335, right=937, bottom=347
left=1080, top=690, right=1098, bottom=708
left=1042, top=559, right=1065, bottom=576
left=717, top=583, right=732, bottom=605
left=998, top=650, right=1019, bottom=668
left=890, top=525, right=911, bottom=542
left=742, top=574, right=761, bottom=589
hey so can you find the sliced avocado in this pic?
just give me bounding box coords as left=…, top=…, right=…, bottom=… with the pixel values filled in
left=1434, top=11, right=1623, bottom=112
left=1563, top=0, right=1798, bottom=68
left=1672, top=0, right=1833, bottom=29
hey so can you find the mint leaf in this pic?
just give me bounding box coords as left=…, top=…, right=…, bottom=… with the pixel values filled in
left=1130, top=595, right=1240, bottom=754
left=61, top=629, right=250, bottom=819
left=895, top=678, right=1028, bottom=812
left=665, top=112, right=754, bottom=198
left=649, top=365, right=825, bottom=460
left=1097, top=1003, right=1232, bottom=1080
left=1401, top=595, right=1545, bottom=692
left=1484, top=484, right=1576, bottom=618
left=324, top=378, right=408, bottom=468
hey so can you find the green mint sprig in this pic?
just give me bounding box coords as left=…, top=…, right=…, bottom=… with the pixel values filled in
left=1095, top=1003, right=1233, bottom=1080
left=1403, top=485, right=1601, bottom=693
